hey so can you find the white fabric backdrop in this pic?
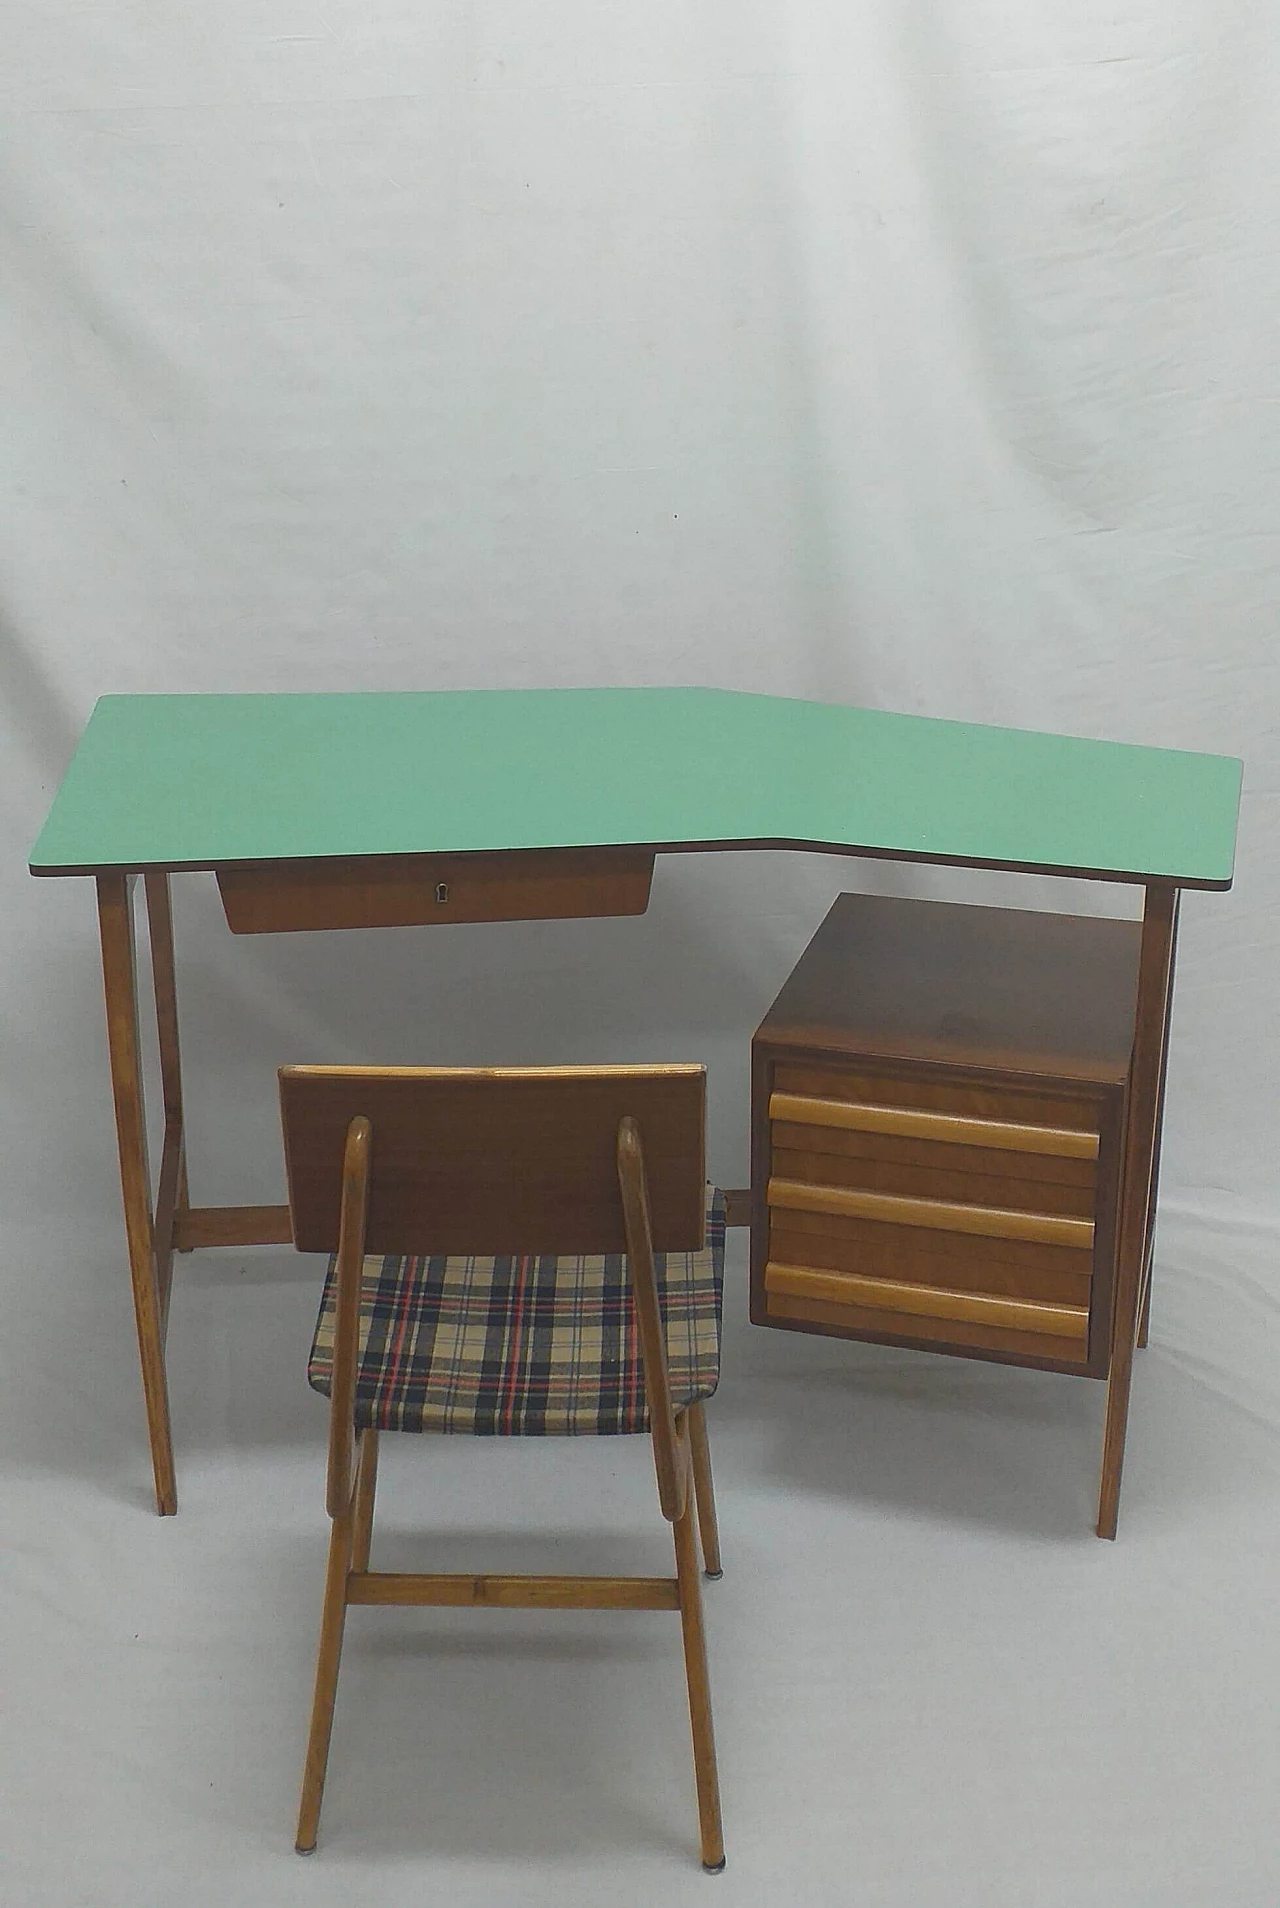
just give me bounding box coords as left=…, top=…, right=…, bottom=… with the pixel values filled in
left=3, top=7, right=1278, bottom=1904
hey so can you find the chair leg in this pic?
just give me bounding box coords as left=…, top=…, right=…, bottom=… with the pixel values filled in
left=686, top=1403, right=722, bottom=1580
left=673, top=1496, right=725, bottom=1871
left=296, top=1509, right=355, bottom=1854
left=351, top=1431, right=379, bottom=1574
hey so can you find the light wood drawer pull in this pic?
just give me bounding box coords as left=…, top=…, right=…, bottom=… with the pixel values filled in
left=768, top=1176, right=1095, bottom=1249
left=765, top=1262, right=1090, bottom=1342
left=769, top=1092, right=1099, bottom=1160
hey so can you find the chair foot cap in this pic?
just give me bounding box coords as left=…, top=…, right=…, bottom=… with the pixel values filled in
left=702, top=1856, right=727, bottom=1873
left=704, top=1568, right=724, bottom=1581
left=296, top=1844, right=317, bottom=1857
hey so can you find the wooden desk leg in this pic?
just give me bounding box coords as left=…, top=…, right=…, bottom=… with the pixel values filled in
left=1136, top=1242, right=1155, bottom=1353
left=98, top=873, right=177, bottom=1516
left=1136, top=897, right=1179, bottom=1351
left=145, top=873, right=191, bottom=1316
left=1097, top=883, right=1179, bottom=1539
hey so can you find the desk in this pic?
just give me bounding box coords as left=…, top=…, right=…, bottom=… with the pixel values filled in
left=30, top=688, right=1242, bottom=1531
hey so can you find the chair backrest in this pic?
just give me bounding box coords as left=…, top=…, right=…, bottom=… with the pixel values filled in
left=279, top=1064, right=707, bottom=1258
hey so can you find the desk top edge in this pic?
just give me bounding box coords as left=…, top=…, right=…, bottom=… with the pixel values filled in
left=27, top=838, right=1236, bottom=890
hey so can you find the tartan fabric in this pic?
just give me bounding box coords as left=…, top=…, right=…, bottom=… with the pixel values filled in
left=308, top=1187, right=725, bottom=1436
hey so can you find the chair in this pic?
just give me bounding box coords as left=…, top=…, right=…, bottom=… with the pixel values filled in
left=278, top=1063, right=728, bottom=1870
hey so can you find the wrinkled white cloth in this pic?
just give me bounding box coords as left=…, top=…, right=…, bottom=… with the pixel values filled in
left=3, top=6, right=1278, bottom=1902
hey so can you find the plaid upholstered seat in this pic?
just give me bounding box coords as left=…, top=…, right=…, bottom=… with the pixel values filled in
left=308, top=1186, right=725, bottom=1436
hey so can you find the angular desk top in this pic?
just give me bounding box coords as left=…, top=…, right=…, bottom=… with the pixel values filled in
left=29, top=688, right=1241, bottom=889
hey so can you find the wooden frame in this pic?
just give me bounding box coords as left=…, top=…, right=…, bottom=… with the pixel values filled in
left=287, top=1089, right=724, bottom=1869
left=93, top=861, right=1180, bottom=1541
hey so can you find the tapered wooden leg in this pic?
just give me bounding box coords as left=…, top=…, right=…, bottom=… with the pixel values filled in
left=673, top=1496, right=725, bottom=1870
left=296, top=1509, right=355, bottom=1854
left=144, top=872, right=194, bottom=1254
left=174, top=1152, right=194, bottom=1254
left=1097, top=883, right=1179, bottom=1539
left=351, top=1432, right=379, bottom=1574
left=97, top=874, right=177, bottom=1517
left=148, top=873, right=186, bottom=1332
left=1136, top=1242, right=1155, bottom=1351
left=686, top=1403, right=722, bottom=1579
left=1136, top=897, right=1179, bottom=1351
left=144, top=872, right=185, bottom=1145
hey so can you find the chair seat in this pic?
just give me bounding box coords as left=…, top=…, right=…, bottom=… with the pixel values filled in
left=308, top=1187, right=725, bottom=1435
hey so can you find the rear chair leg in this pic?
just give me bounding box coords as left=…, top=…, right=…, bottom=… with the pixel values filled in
left=351, top=1431, right=379, bottom=1574
left=296, top=1509, right=355, bottom=1854
left=673, top=1496, right=725, bottom=1871
left=687, top=1402, right=723, bottom=1580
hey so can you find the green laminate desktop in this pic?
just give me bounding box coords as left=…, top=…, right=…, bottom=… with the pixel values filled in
left=29, top=688, right=1241, bottom=887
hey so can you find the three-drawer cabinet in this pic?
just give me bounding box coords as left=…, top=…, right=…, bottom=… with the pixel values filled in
left=751, top=892, right=1144, bottom=1383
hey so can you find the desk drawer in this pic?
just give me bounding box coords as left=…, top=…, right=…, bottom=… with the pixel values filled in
left=764, top=1190, right=1093, bottom=1368
left=764, top=1269, right=1090, bottom=1366
left=769, top=1082, right=1100, bottom=1223
left=771, top=1123, right=1097, bottom=1218
left=766, top=1202, right=1094, bottom=1306
left=772, top=1064, right=1102, bottom=1143
left=218, top=848, right=655, bottom=933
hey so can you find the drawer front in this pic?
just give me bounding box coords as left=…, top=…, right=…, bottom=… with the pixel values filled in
left=767, top=1173, right=1094, bottom=1251
left=772, top=1110, right=1098, bottom=1185
left=764, top=1214, right=1091, bottom=1366
left=759, top=1063, right=1106, bottom=1372
left=218, top=848, right=655, bottom=934
left=766, top=1260, right=1087, bottom=1342
left=765, top=1284, right=1086, bottom=1368
left=768, top=1206, right=1093, bottom=1307
left=771, top=1130, right=1096, bottom=1218
left=772, top=1062, right=1101, bottom=1137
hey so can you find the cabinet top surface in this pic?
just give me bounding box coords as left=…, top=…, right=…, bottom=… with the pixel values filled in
left=30, top=688, right=1241, bottom=886
left=756, top=891, right=1143, bottom=1085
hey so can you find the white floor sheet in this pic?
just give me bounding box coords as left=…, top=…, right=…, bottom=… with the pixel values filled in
left=4, top=1221, right=1280, bottom=1908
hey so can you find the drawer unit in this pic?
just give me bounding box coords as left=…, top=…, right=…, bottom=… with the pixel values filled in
left=751, top=893, right=1139, bottom=1381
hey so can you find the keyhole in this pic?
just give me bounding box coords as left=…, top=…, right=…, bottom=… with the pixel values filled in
left=435, top=882, right=449, bottom=904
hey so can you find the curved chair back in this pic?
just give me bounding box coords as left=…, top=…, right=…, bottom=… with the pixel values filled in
left=279, top=1064, right=706, bottom=1258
